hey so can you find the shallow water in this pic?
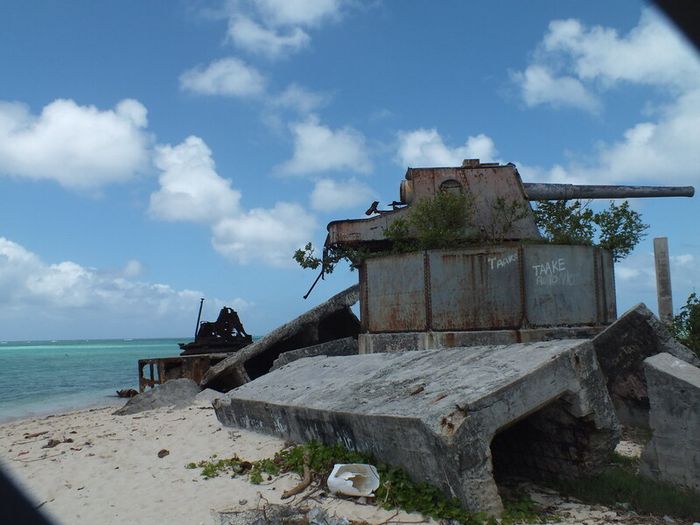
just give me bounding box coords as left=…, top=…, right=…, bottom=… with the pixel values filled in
left=0, top=338, right=184, bottom=422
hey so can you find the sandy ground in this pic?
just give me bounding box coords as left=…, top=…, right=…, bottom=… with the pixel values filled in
left=0, top=400, right=427, bottom=525
left=0, top=400, right=692, bottom=525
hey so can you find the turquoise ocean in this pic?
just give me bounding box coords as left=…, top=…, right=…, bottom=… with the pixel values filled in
left=0, top=339, right=186, bottom=423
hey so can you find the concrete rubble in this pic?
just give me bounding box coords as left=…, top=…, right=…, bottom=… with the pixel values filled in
left=213, top=339, right=620, bottom=515
left=590, top=303, right=700, bottom=427
left=202, top=285, right=360, bottom=392
left=270, top=336, right=358, bottom=371
left=640, top=353, right=700, bottom=492
left=114, top=378, right=201, bottom=415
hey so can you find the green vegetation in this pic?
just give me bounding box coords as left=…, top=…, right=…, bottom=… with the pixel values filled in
left=187, top=441, right=546, bottom=524
left=292, top=242, right=368, bottom=275
left=383, top=190, right=477, bottom=251
left=671, top=292, right=700, bottom=358
left=534, top=200, right=648, bottom=262
left=294, top=192, right=648, bottom=275
left=550, top=453, right=700, bottom=520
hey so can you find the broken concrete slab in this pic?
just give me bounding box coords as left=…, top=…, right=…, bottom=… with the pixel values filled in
left=202, top=285, right=360, bottom=391
left=214, top=340, right=619, bottom=515
left=113, top=378, right=201, bottom=415
left=590, top=303, right=700, bottom=427
left=640, top=353, right=700, bottom=493
left=271, top=337, right=358, bottom=371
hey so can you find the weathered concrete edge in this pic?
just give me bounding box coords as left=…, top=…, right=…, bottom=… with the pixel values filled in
left=640, top=352, right=700, bottom=492
left=359, top=327, right=601, bottom=353
left=597, top=303, right=700, bottom=366
left=202, top=285, right=359, bottom=386
left=271, top=337, right=358, bottom=371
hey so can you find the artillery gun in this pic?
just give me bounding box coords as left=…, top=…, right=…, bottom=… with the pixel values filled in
left=327, top=159, right=694, bottom=248
left=323, top=160, right=695, bottom=353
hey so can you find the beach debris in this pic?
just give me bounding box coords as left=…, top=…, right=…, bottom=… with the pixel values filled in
left=217, top=505, right=353, bottom=525
left=281, top=452, right=311, bottom=499
left=157, top=449, right=170, bottom=458
left=113, top=378, right=201, bottom=416
left=23, top=431, right=48, bottom=439
left=202, top=285, right=360, bottom=392
left=116, top=388, right=138, bottom=398
left=271, top=337, right=358, bottom=371
left=42, top=437, right=73, bottom=449
left=591, top=303, right=700, bottom=428
left=327, top=464, right=380, bottom=497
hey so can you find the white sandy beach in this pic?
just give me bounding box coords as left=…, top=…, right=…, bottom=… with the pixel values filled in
left=0, top=399, right=429, bottom=525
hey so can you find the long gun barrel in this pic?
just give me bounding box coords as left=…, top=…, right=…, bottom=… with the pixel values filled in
left=523, top=183, right=695, bottom=201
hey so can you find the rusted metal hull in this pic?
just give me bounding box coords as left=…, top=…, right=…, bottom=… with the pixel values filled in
left=359, top=244, right=616, bottom=333
left=138, top=354, right=229, bottom=392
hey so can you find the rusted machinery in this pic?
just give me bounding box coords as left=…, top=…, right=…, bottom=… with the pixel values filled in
left=324, top=160, right=694, bottom=352
left=137, top=302, right=253, bottom=391
left=179, top=303, right=252, bottom=356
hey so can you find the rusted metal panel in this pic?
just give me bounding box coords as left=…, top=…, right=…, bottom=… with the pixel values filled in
left=360, top=244, right=615, bottom=333
left=522, top=245, right=600, bottom=327
left=428, top=247, right=522, bottom=330
left=364, top=252, right=427, bottom=332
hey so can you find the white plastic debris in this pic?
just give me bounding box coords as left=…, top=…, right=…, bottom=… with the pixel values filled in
left=327, top=464, right=380, bottom=497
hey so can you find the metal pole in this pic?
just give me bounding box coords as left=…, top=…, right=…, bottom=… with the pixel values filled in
left=195, top=298, right=205, bottom=339
left=653, top=237, right=673, bottom=324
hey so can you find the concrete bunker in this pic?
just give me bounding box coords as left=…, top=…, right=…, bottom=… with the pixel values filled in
left=490, top=395, right=611, bottom=486
left=214, top=340, right=620, bottom=515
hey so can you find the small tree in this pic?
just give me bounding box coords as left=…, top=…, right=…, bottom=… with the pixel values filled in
left=534, top=199, right=648, bottom=261
left=672, top=292, right=700, bottom=358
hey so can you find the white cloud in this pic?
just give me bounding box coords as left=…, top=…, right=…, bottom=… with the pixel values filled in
left=671, top=254, right=695, bottom=266
left=271, top=83, right=330, bottom=114
left=149, top=136, right=321, bottom=268
left=0, top=236, right=257, bottom=338
left=514, top=8, right=700, bottom=112
left=212, top=202, right=317, bottom=266
left=0, top=98, right=149, bottom=190
left=514, top=65, right=601, bottom=112
left=542, top=11, right=700, bottom=91
left=523, top=88, right=700, bottom=186
left=280, top=116, right=372, bottom=175
left=395, top=128, right=498, bottom=167
left=310, top=178, right=375, bottom=212
left=222, top=0, right=347, bottom=59
left=251, top=0, right=346, bottom=28
left=149, top=136, right=241, bottom=223
left=227, top=16, right=310, bottom=59
left=122, top=259, right=144, bottom=278
left=0, top=236, right=235, bottom=317
left=179, top=57, right=266, bottom=97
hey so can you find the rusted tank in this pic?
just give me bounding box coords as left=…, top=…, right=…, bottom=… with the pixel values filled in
left=323, top=160, right=694, bottom=352
left=327, top=160, right=694, bottom=247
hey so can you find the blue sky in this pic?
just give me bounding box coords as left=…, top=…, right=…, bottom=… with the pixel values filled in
left=0, top=1, right=698, bottom=340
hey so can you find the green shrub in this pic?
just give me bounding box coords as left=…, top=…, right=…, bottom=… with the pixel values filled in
left=672, top=292, right=700, bottom=357
left=534, top=200, right=648, bottom=261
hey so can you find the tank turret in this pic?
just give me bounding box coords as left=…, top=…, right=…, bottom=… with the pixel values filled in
left=327, top=160, right=695, bottom=247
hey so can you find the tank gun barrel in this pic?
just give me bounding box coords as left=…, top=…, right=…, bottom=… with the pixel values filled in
left=523, top=183, right=695, bottom=201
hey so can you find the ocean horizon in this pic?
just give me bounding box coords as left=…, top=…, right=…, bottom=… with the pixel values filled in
left=0, top=338, right=196, bottom=423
